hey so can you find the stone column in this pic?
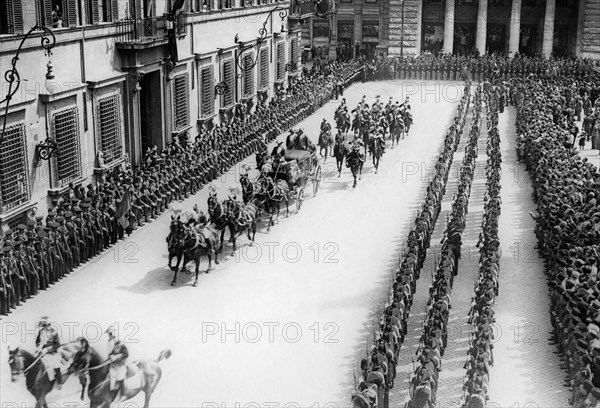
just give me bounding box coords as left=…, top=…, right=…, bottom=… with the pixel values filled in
left=542, top=0, right=555, bottom=58
left=475, top=0, right=488, bottom=55
left=508, top=0, right=521, bottom=56
left=442, top=0, right=455, bottom=54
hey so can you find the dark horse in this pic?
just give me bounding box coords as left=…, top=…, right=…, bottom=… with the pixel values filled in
left=223, top=198, right=258, bottom=251
left=167, top=216, right=184, bottom=271
left=207, top=194, right=229, bottom=251
left=168, top=219, right=219, bottom=287
left=8, top=344, right=83, bottom=408
left=346, top=147, right=364, bottom=188
left=335, top=108, right=351, bottom=135
left=318, top=129, right=334, bottom=161
left=389, top=113, right=404, bottom=149
left=70, top=338, right=171, bottom=408
left=333, top=139, right=348, bottom=178
left=371, top=136, right=384, bottom=174
left=260, top=176, right=290, bottom=229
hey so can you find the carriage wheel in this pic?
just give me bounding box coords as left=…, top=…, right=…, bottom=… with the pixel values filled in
left=313, top=165, right=322, bottom=196
left=296, top=187, right=305, bottom=213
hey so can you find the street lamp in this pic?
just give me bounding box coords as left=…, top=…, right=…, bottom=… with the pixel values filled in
left=1, top=23, right=56, bottom=149
left=234, top=5, right=288, bottom=73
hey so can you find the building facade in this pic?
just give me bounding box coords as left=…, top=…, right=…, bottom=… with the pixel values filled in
left=305, top=0, right=600, bottom=59
left=0, top=0, right=301, bottom=228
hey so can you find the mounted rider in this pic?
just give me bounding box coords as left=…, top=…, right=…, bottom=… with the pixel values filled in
left=411, top=351, right=438, bottom=405
left=106, top=325, right=128, bottom=400
left=320, top=118, right=332, bottom=134
left=271, top=141, right=286, bottom=166
left=373, top=127, right=386, bottom=154
left=35, top=316, right=63, bottom=389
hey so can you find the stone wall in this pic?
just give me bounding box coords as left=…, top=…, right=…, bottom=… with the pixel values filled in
left=389, top=0, right=422, bottom=56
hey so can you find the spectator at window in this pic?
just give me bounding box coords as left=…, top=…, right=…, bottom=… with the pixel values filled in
left=52, top=4, right=63, bottom=28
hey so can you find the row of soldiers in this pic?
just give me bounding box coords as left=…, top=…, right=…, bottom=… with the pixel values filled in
left=514, top=76, right=600, bottom=407
left=351, top=84, right=471, bottom=408
left=462, top=84, right=503, bottom=408
left=0, top=58, right=363, bottom=316
left=362, top=54, right=600, bottom=84
left=408, top=85, right=483, bottom=408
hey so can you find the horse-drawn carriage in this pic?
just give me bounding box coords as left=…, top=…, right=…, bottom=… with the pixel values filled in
left=266, top=149, right=322, bottom=212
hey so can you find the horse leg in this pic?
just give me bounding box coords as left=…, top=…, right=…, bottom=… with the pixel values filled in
left=80, top=374, right=87, bottom=400
left=193, top=257, right=200, bottom=287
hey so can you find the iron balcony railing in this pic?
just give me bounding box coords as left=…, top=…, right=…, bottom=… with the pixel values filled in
left=115, top=13, right=187, bottom=44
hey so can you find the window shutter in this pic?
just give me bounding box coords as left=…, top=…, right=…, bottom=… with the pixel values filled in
left=201, top=65, right=215, bottom=117
left=62, top=0, right=78, bottom=26
left=276, top=42, right=285, bottom=80
left=9, top=0, right=24, bottom=34
left=111, top=0, right=119, bottom=20
left=38, top=0, right=53, bottom=28
left=222, top=60, right=234, bottom=108
left=243, top=54, right=254, bottom=98
left=259, top=48, right=269, bottom=90
left=86, top=0, right=100, bottom=24
left=173, top=73, right=190, bottom=130
left=290, top=38, right=298, bottom=71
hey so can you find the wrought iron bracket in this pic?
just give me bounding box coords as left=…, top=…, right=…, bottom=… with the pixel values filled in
left=36, top=137, right=59, bottom=161
left=214, top=81, right=230, bottom=97
left=233, top=5, right=288, bottom=74
left=1, top=23, right=56, bottom=147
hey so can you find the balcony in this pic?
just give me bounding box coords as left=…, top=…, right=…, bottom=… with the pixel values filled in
left=115, top=13, right=187, bottom=49
left=289, top=0, right=314, bottom=19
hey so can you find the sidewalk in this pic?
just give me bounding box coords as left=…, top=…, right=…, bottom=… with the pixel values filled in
left=486, top=106, right=571, bottom=407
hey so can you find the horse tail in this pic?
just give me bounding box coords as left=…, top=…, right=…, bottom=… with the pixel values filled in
left=156, top=349, right=172, bottom=362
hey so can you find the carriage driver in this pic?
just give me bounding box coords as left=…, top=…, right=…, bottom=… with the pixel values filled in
left=35, top=316, right=63, bottom=389
left=106, top=326, right=129, bottom=399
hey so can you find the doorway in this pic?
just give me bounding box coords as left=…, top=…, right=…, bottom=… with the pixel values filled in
left=139, top=70, right=163, bottom=155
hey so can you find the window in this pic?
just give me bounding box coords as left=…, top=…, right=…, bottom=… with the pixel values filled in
left=85, top=0, right=100, bottom=24
left=173, top=73, right=190, bottom=130
left=290, top=38, right=299, bottom=72
left=200, top=65, right=215, bottom=117
left=221, top=60, right=235, bottom=108
left=243, top=54, right=255, bottom=98
left=52, top=107, right=82, bottom=186
left=36, top=0, right=53, bottom=28
left=62, top=0, right=78, bottom=27
left=0, top=122, right=30, bottom=213
left=99, top=0, right=119, bottom=22
left=0, top=0, right=24, bottom=34
left=98, top=94, right=123, bottom=165
left=259, top=48, right=269, bottom=90
left=276, top=42, right=285, bottom=81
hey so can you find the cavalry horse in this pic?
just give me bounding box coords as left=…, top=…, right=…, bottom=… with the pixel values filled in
left=335, top=108, right=351, bottom=136
left=389, top=113, right=405, bottom=149
left=260, top=174, right=290, bottom=229
left=333, top=138, right=349, bottom=178
left=371, top=136, right=384, bottom=174
left=223, top=198, right=258, bottom=251
left=7, top=343, right=85, bottom=408
left=318, top=129, right=334, bottom=161
left=346, top=147, right=364, bottom=188
left=168, top=216, right=220, bottom=287
left=69, top=337, right=171, bottom=408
